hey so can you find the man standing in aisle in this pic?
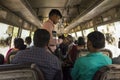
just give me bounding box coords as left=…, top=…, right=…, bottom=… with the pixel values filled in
left=43, top=9, right=62, bottom=52
left=43, top=9, right=62, bottom=39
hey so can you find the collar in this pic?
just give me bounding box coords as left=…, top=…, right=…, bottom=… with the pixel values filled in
left=87, top=52, right=102, bottom=57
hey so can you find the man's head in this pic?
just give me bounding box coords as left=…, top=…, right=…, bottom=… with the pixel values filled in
left=33, top=29, right=50, bottom=47
left=87, top=31, right=105, bottom=52
left=25, top=36, right=32, bottom=45
left=49, top=9, right=62, bottom=24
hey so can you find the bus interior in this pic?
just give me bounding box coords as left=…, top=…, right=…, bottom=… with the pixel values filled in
left=0, top=0, right=120, bottom=80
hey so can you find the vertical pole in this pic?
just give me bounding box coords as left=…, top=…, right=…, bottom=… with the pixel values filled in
left=29, top=25, right=32, bottom=36
left=17, top=21, right=24, bottom=38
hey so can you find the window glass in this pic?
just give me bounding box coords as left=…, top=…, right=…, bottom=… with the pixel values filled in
left=0, top=23, right=13, bottom=56
left=21, top=29, right=30, bottom=40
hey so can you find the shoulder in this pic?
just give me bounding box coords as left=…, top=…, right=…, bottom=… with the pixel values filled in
left=47, top=52, right=60, bottom=61
left=9, top=50, right=18, bottom=55
left=75, top=56, right=86, bottom=63
left=45, top=51, right=61, bottom=69
left=43, top=20, right=53, bottom=27
left=15, top=48, right=32, bottom=57
left=14, top=50, right=26, bottom=59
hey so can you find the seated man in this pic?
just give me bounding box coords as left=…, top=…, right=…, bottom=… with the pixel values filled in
left=112, top=55, right=120, bottom=64
left=25, top=36, right=32, bottom=48
left=71, top=31, right=112, bottom=80
left=11, top=29, right=62, bottom=80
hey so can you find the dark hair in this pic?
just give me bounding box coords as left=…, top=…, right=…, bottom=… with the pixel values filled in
left=25, top=36, right=32, bottom=45
left=49, top=9, right=62, bottom=18
left=0, top=54, right=4, bottom=64
left=14, top=38, right=26, bottom=50
left=58, top=34, right=65, bottom=39
left=33, top=29, right=50, bottom=47
left=77, top=37, right=85, bottom=45
left=67, top=35, right=73, bottom=43
left=87, top=31, right=105, bottom=49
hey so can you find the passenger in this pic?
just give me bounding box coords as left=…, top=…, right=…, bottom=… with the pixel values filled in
left=62, top=37, right=85, bottom=80
left=60, top=35, right=74, bottom=56
left=6, top=38, right=26, bottom=63
left=25, top=36, right=32, bottom=48
left=48, top=39, right=57, bottom=53
left=59, top=37, right=69, bottom=57
left=42, top=9, right=62, bottom=44
left=68, top=36, right=86, bottom=65
left=61, top=35, right=75, bottom=80
left=57, top=35, right=65, bottom=46
left=112, top=55, right=120, bottom=64
left=67, top=35, right=75, bottom=54
left=11, top=29, right=62, bottom=80
left=71, top=31, right=112, bottom=80
left=54, top=35, right=65, bottom=62
left=0, top=54, right=4, bottom=64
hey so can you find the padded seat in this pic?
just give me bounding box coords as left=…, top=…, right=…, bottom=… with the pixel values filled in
left=100, top=49, right=113, bottom=58
left=78, top=49, right=89, bottom=57
left=93, top=64, right=120, bottom=80
left=0, top=63, right=44, bottom=80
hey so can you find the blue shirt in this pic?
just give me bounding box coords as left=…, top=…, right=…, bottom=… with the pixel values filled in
left=71, top=52, right=112, bottom=80
left=11, top=46, right=62, bottom=80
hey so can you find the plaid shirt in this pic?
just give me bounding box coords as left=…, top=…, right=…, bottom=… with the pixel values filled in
left=11, top=46, right=62, bottom=80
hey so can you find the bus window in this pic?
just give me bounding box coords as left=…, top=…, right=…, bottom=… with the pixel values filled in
left=70, top=32, right=76, bottom=40
left=21, top=29, right=30, bottom=40
left=0, top=23, right=12, bottom=56
left=114, top=21, right=120, bottom=38
left=11, top=27, right=19, bottom=48
left=98, top=22, right=119, bottom=47
left=114, top=21, right=120, bottom=47
left=97, top=25, right=107, bottom=34
left=31, top=32, right=34, bottom=39
left=83, top=28, right=94, bottom=37
left=76, top=31, right=82, bottom=38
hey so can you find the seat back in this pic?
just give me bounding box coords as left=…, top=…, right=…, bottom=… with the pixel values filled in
left=93, top=64, right=120, bottom=80
left=100, top=49, right=113, bottom=58
left=0, top=63, right=44, bottom=80
left=77, top=49, right=89, bottom=57
left=77, top=49, right=112, bottom=58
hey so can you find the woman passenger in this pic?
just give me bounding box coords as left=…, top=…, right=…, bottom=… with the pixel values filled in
left=68, top=36, right=86, bottom=65
left=6, top=38, right=26, bottom=63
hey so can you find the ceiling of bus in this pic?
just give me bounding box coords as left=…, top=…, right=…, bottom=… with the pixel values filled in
left=0, top=0, right=120, bottom=33
left=27, top=0, right=103, bottom=26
